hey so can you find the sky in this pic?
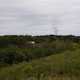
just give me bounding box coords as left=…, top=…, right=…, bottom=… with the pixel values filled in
left=0, top=0, right=80, bottom=36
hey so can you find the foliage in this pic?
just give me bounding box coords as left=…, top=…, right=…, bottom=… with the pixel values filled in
left=0, top=35, right=80, bottom=79
left=0, top=35, right=79, bottom=65
left=0, top=49, right=80, bottom=80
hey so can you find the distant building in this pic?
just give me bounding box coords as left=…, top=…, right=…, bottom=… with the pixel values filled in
left=28, top=41, right=35, bottom=45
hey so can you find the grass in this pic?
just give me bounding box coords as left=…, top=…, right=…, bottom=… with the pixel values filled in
left=0, top=48, right=80, bottom=80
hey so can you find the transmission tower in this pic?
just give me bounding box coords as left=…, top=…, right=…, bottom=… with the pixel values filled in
left=54, top=26, right=58, bottom=35
left=51, top=17, right=58, bottom=35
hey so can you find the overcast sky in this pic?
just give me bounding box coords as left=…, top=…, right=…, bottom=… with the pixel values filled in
left=0, top=0, right=80, bottom=35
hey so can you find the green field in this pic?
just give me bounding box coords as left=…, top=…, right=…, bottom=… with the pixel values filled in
left=0, top=48, right=80, bottom=80
left=0, top=35, right=80, bottom=80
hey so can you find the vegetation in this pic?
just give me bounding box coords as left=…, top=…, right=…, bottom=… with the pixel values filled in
left=0, top=35, right=80, bottom=80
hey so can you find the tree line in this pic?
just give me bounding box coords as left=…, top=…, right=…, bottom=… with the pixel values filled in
left=0, top=35, right=80, bottom=66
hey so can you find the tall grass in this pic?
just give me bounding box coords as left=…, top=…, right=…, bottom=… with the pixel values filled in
left=0, top=49, right=80, bottom=80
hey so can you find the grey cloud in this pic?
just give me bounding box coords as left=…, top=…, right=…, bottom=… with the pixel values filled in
left=0, top=0, right=80, bottom=35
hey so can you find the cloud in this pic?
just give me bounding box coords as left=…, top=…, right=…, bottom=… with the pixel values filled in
left=0, top=0, right=80, bottom=35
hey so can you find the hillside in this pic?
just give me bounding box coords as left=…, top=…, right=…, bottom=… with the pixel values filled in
left=0, top=35, right=80, bottom=80
left=0, top=35, right=79, bottom=65
left=0, top=49, right=80, bottom=80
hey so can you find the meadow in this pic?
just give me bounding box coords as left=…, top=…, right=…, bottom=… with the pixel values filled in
left=0, top=35, right=80, bottom=80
